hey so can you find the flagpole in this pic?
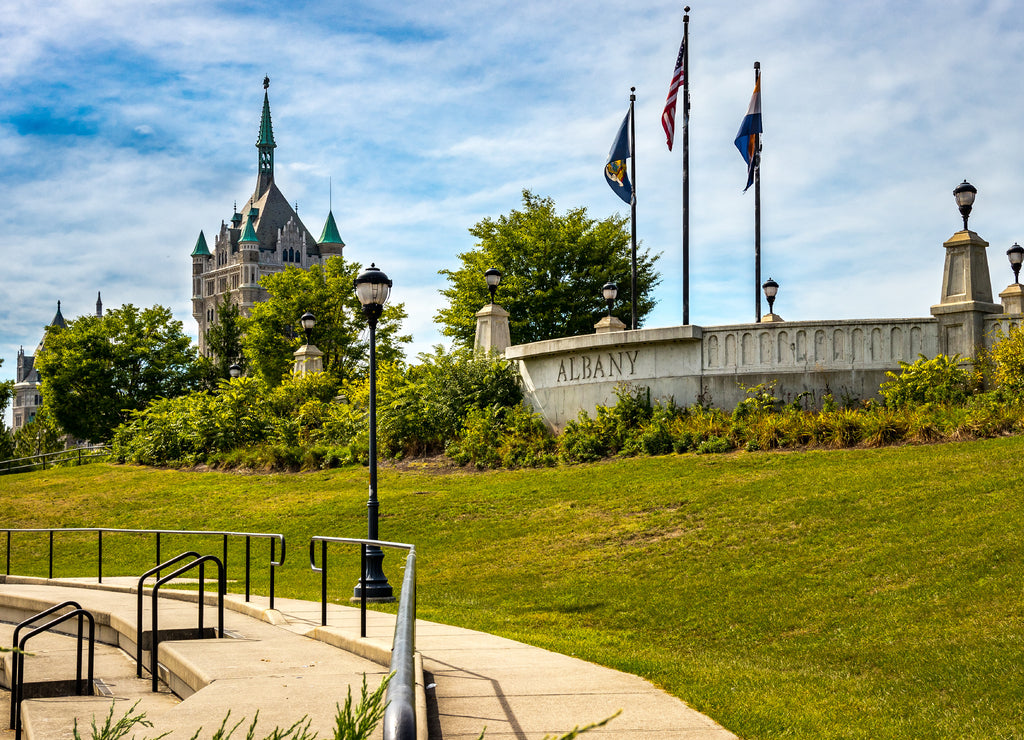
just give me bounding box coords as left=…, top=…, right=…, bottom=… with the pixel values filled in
left=630, top=87, right=638, bottom=331
left=682, top=6, right=690, bottom=325
left=753, top=61, right=762, bottom=323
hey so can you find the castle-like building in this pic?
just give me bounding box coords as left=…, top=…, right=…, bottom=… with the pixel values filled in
left=191, top=78, right=345, bottom=356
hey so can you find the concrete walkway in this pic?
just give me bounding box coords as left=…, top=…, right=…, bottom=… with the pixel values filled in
left=0, top=577, right=736, bottom=739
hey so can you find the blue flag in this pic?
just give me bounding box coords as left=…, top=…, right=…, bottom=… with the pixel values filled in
left=734, top=75, right=762, bottom=191
left=605, top=110, right=632, bottom=204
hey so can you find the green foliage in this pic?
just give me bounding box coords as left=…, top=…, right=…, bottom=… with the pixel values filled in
left=446, top=404, right=556, bottom=469
left=13, top=408, right=65, bottom=457
left=242, top=256, right=409, bottom=386
left=880, top=354, right=974, bottom=408
left=435, top=190, right=660, bottom=346
left=990, top=323, right=1024, bottom=400
left=35, top=304, right=200, bottom=443
left=110, top=350, right=522, bottom=469
left=200, top=294, right=246, bottom=385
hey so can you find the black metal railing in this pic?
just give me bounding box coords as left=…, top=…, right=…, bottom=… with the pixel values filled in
left=135, top=551, right=202, bottom=677
left=309, top=536, right=416, bottom=740
left=147, top=554, right=225, bottom=692
left=0, top=446, right=107, bottom=475
left=1, top=528, right=285, bottom=608
left=10, top=602, right=95, bottom=740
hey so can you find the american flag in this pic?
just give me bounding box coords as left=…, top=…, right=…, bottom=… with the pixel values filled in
left=662, top=36, right=686, bottom=151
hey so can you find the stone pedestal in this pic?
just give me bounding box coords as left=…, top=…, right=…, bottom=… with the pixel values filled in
left=474, top=303, right=511, bottom=354
left=594, top=315, right=627, bottom=334
left=930, top=230, right=1002, bottom=356
left=999, top=283, right=1024, bottom=315
left=759, top=312, right=784, bottom=323
left=293, top=344, right=324, bottom=375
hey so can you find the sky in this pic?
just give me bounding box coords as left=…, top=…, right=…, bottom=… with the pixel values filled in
left=3, top=0, right=1024, bottom=406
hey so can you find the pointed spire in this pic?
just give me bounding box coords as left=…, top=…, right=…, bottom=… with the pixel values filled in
left=51, top=301, right=66, bottom=329
left=191, top=230, right=212, bottom=256
left=96, top=291, right=103, bottom=317
left=256, top=77, right=276, bottom=196
left=240, top=215, right=259, bottom=245
left=318, top=210, right=345, bottom=247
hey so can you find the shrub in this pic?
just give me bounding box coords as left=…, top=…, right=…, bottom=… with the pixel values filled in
left=880, top=354, right=973, bottom=408
left=990, top=323, right=1024, bottom=401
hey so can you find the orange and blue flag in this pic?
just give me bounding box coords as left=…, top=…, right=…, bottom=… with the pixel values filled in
left=605, top=110, right=633, bottom=204
left=734, top=75, right=762, bottom=191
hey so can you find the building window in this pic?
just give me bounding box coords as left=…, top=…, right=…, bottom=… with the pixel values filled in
left=218, top=277, right=228, bottom=293
left=206, top=280, right=215, bottom=296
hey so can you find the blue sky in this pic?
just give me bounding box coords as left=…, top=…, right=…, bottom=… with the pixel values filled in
left=3, top=0, right=1024, bottom=407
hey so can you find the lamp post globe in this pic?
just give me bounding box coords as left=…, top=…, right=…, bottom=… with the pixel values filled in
left=299, top=312, right=316, bottom=345
left=484, top=268, right=502, bottom=304
left=953, top=180, right=977, bottom=232
left=352, top=263, right=394, bottom=601
left=762, top=277, right=779, bottom=314
left=228, top=363, right=242, bottom=379
left=1008, top=243, right=1024, bottom=285
left=602, top=282, right=618, bottom=317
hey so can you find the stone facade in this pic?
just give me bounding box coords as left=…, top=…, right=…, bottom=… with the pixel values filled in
left=501, top=227, right=1024, bottom=431
left=191, top=80, right=345, bottom=357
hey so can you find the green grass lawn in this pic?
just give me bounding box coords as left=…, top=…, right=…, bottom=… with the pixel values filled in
left=1, top=440, right=1023, bottom=739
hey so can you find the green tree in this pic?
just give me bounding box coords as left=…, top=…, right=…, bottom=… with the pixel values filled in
left=12, top=408, right=64, bottom=457
left=242, top=256, right=410, bottom=385
left=205, top=294, right=245, bottom=377
left=0, top=359, right=13, bottom=460
left=436, top=190, right=660, bottom=346
left=36, top=304, right=200, bottom=443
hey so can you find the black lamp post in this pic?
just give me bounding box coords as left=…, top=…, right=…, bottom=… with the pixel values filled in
left=300, top=312, right=316, bottom=344
left=228, top=363, right=242, bottom=379
left=954, top=180, right=978, bottom=232
left=352, top=264, right=394, bottom=601
left=484, top=268, right=502, bottom=304
left=602, top=282, right=618, bottom=317
left=1009, top=243, right=1024, bottom=284
left=762, top=277, right=779, bottom=315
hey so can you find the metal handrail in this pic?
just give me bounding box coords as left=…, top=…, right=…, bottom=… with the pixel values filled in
left=309, top=536, right=416, bottom=740
left=11, top=606, right=95, bottom=740
left=148, top=555, right=225, bottom=692
left=1, top=527, right=285, bottom=608
left=0, top=446, right=107, bottom=475
left=136, top=551, right=201, bottom=677
left=9, top=600, right=83, bottom=729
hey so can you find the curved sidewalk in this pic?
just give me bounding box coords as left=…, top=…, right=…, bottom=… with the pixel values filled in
left=0, top=577, right=735, bottom=739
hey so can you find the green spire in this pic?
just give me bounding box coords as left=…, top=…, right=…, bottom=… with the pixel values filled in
left=257, top=76, right=276, bottom=187
left=318, top=210, right=345, bottom=246
left=191, top=230, right=211, bottom=256
left=240, top=216, right=259, bottom=245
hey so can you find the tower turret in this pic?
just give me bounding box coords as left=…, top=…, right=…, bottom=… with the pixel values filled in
left=317, top=210, right=345, bottom=257
left=255, top=76, right=276, bottom=198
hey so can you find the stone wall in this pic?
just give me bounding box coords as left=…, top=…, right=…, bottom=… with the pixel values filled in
left=506, top=318, right=942, bottom=432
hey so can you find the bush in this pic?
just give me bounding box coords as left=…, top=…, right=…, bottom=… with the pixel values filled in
left=990, top=324, right=1024, bottom=401
left=880, top=354, right=973, bottom=408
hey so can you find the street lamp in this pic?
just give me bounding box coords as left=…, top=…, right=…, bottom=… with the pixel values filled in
left=229, top=363, right=242, bottom=379
left=484, top=268, right=502, bottom=304
left=1009, top=243, right=1024, bottom=284
left=352, top=264, right=394, bottom=601
left=602, top=282, right=618, bottom=317
left=299, top=312, right=316, bottom=344
left=762, top=278, right=779, bottom=315
left=953, top=180, right=977, bottom=232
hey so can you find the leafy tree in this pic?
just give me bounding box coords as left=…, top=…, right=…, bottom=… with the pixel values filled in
left=0, top=360, right=13, bottom=460
left=436, top=190, right=660, bottom=346
left=13, top=408, right=64, bottom=457
left=205, top=294, right=245, bottom=378
left=242, top=256, right=410, bottom=385
left=35, top=304, right=200, bottom=443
